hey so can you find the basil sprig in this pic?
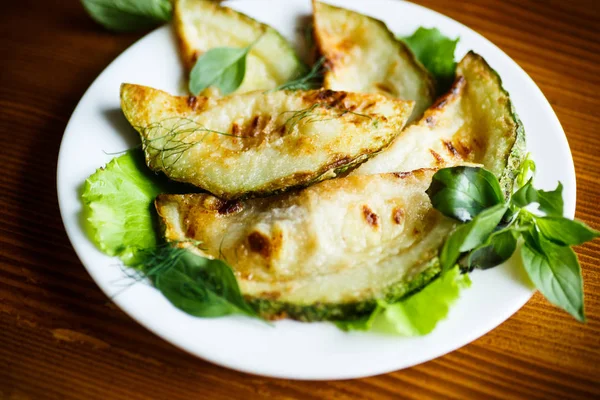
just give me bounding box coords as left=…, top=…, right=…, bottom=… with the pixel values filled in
left=189, top=44, right=256, bottom=96
left=81, top=0, right=172, bottom=32
left=427, top=163, right=599, bottom=321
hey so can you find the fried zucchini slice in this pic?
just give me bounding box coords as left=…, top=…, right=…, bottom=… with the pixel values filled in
left=354, top=51, right=525, bottom=197
left=121, top=84, right=414, bottom=199
left=156, top=168, right=455, bottom=321
left=313, top=0, right=435, bottom=120
left=174, top=0, right=306, bottom=96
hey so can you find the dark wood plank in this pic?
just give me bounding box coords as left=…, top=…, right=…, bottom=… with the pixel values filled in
left=1, top=0, right=599, bottom=398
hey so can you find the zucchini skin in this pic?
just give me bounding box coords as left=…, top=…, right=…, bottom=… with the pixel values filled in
left=247, top=260, right=441, bottom=321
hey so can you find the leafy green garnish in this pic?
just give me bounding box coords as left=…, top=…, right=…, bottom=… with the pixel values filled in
left=81, top=151, right=166, bottom=265
left=521, top=230, right=585, bottom=322
left=427, top=164, right=599, bottom=321
left=402, top=27, right=459, bottom=93
left=189, top=44, right=256, bottom=96
left=512, top=179, right=564, bottom=217
left=427, top=166, right=505, bottom=222
left=81, top=0, right=172, bottom=32
left=439, top=203, right=508, bottom=272
left=464, top=228, right=518, bottom=271
left=535, top=216, right=599, bottom=246
left=82, top=152, right=257, bottom=318
left=139, top=246, right=258, bottom=318
left=337, top=266, right=470, bottom=335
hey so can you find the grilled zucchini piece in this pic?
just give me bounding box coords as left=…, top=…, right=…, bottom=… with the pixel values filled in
left=313, top=0, right=435, bottom=120
left=354, top=51, right=525, bottom=197
left=121, top=84, right=414, bottom=199
left=174, top=0, right=306, bottom=96
left=156, top=168, right=455, bottom=321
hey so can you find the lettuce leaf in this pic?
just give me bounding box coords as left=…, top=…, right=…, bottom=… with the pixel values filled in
left=402, top=27, right=459, bottom=94
left=336, top=266, right=471, bottom=335
left=81, top=151, right=166, bottom=265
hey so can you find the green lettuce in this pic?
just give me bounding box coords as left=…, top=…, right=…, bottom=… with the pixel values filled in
left=337, top=266, right=471, bottom=335
left=81, top=151, right=166, bottom=265
left=403, top=27, right=459, bottom=94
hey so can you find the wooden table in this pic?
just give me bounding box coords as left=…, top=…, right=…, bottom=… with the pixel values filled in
left=1, top=0, right=599, bottom=398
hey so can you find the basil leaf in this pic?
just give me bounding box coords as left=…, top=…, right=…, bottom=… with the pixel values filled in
left=512, top=179, right=564, bottom=217
left=427, top=166, right=505, bottom=222
left=536, top=216, right=599, bottom=246
left=143, top=247, right=257, bottom=318
left=189, top=46, right=252, bottom=95
left=439, top=203, right=508, bottom=271
left=521, top=230, right=585, bottom=322
left=402, top=27, right=459, bottom=93
left=82, top=0, right=172, bottom=32
left=464, top=228, right=518, bottom=271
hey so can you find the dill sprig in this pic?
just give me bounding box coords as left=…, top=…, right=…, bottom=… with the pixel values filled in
left=138, top=117, right=239, bottom=171
left=280, top=102, right=374, bottom=131
left=273, top=57, right=326, bottom=91
left=112, top=242, right=259, bottom=319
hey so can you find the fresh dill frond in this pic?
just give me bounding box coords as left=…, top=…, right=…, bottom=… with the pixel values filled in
left=138, top=117, right=239, bottom=171
left=273, top=57, right=326, bottom=91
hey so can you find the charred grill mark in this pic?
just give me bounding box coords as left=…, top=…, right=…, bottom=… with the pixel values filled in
left=231, top=123, right=241, bottom=136
left=451, top=76, right=466, bottom=94
left=392, top=207, right=405, bottom=224
left=375, top=82, right=395, bottom=95
left=432, top=76, right=466, bottom=109
left=392, top=168, right=428, bottom=179
left=250, top=115, right=260, bottom=132
left=315, top=89, right=336, bottom=101
left=185, top=219, right=196, bottom=238
left=443, top=140, right=460, bottom=157
left=362, top=205, right=379, bottom=228
left=248, top=231, right=271, bottom=258
left=201, top=196, right=226, bottom=211
left=218, top=200, right=243, bottom=215
left=187, top=95, right=198, bottom=110
left=429, top=149, right=444, bottom=165
left=328, top=92, right=347, bottom=108
left=453, top=140, right=473, bottom=157
left=392, top=171, right=413, bottom=179
left=433, top=98, right=448, bottom=109
left=329, top=156, right=352, bottom=170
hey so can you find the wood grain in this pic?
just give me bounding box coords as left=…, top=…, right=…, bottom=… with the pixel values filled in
left=1, top=0, right=599, bottom=398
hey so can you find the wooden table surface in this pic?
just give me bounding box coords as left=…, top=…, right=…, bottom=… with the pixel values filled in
left=1, top=0, right=599, bottom=398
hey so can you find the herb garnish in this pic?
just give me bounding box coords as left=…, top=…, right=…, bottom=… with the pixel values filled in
left=427, top=162, right=599, bottom=321
left=81, top=0, right=172, bottom=32
left=189, top=40, right=260, bottom=96
left=273, top=57, right=326, bottom=91
left=402, top=27, right=459, bottom=94
left=136, top=245, right=259, bottom=318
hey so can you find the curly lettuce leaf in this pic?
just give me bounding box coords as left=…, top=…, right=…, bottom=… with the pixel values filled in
left=402, top=27, right=459, bottom=93
left=337, top=266, right=471, bottom=335
left=81, top=151, right=166, bottom=265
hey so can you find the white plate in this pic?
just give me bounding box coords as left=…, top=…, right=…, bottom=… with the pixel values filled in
left=57, top=0, right=576, bottom=380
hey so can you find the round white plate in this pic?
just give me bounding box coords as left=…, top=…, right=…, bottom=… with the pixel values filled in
left=57, top=0, right=576, bottom=380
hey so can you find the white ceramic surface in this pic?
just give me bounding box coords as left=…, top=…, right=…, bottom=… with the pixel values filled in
left=57, top=0, right=576, bottom=380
